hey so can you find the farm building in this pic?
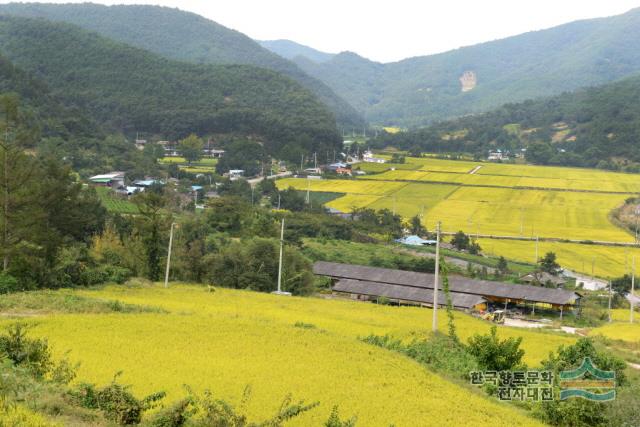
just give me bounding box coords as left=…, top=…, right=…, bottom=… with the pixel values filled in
left=314, top=261, right=581, bottom=315
left=520, top=271, right=568, bottom=288
left=363, top=150, right=386, bottom=163
left=89, top=172, right=125, bottom=188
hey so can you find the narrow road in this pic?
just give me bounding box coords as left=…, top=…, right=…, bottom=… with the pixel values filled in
left=394, top=247, right=497, bottom=274
left=469, top=165, right=482, bottom=174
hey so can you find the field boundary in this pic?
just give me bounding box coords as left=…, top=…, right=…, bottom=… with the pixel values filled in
left=357, top=177, right=640, bottom=195
left=441, top=231, right=639, bottom=248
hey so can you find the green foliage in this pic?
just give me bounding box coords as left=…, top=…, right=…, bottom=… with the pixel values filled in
left=324, top=405, right=357, bottom=427
left=0, top=15, right=342, bottom=162
left=450, top=231, right=481, bottom=254
left=215, top=139, right=265, bottom=176
left=467, top=326, right=525, bottom=371
left=297, top=9, right=640, bottom=127
left=362, top=333, right=478, bottom=379
left=539, top=252, right=562, bottom=275
left=535, top=338, right=628, bottom=427
left=0, top=272, right=18, bottom=294
left=70, top=375, right=166, bottom=425
left=189, top=386, right=319, bottom=427
left=0, top=323, right=52, bottom=379
left=0, top=3, right=365, bottom=129
left=147, top=398, right=196, bottom=427
left=179, top=134, right=204, bottom=164
left=207, top=237, right=315, bottom=295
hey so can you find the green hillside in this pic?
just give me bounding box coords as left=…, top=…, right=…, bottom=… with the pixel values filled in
left=291, top=8, right=640, bottom=127
left=0, top=15, right=341, bottom=161
left=0, top=54, right=99, bottom=139
left=0, top=2, right=365, bottom=129
left=372, top=72, right=640, bottom=170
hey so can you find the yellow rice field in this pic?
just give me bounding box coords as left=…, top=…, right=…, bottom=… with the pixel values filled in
left=7, top=284, right=571, bottom=426
left=478, top=239, right=640, bottom=278
left=278, top=157, right=640, bottom=277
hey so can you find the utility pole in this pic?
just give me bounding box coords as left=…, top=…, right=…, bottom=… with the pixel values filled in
left=277, top=218, right=284, bottom=293
left=305, top=178, right=310, bottom=204
left=277, top=193, right=281, bottom=210
left=632, top=256, right=636, bottom=324
left=607, top=280, right=613, bottom=323
left=432, top=221, right=441, bottom=332
left=535, top=236, right=539, bottom=263
left=164, top=222, right=176, bottom=288
left=392, top=196, right=396, bottom=216
left=314, top=152, right=317, bottom=170
left=300, top=154, right=304, bottom=172
left=272, top=218, right=291, bottom=296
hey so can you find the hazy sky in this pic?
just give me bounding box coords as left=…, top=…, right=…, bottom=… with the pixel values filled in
left=5, top=0, right=640, bottom=62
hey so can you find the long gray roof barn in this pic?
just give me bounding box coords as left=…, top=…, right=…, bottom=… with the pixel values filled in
left=314, top=261, right=581, bottom=307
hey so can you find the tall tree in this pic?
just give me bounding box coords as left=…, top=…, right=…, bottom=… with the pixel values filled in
left=0, top=94, right=39, bottom=272
left=133, top=188, right=170, bottom=281
left=179, top=134, right=204, bottom=164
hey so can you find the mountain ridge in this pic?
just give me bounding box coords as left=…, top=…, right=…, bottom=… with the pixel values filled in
left=0, top=2, right=365, bottom=128
left=0, top=15, right=342, bottom=161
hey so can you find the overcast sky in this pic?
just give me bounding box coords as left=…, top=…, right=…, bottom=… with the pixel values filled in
left=5, top=0, right=640, bottom=62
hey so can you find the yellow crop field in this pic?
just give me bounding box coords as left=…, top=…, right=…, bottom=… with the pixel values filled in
left=326, top=194, right=382, bottom=212
left=276, top=178, right=405, bottom=195
left=362, top=168, right=640, bottom=193
left=355, top=162, right=420, bottom=173
left=366, top=183, right=459, bottom=218
left=477, top=239, right=640, bottom=278
left=426, top=187, right=631, bottom=242
left=589, top=322, right=640, bottom=343
left=4, top=285, right=561, bottom=426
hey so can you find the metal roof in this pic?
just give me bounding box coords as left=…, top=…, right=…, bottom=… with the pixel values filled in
left=314, top=262, right=581, bottom=306
left=335, top=279, right=486, bottom=309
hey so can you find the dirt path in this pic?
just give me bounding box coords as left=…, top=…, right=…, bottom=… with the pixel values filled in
left=469, top=165, right=482, bottom=174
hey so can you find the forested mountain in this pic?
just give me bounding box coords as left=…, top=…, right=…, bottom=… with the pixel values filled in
left=290, top=8, right=640, bottom=127
left=259, top=40, right=335, bottom=63
left=0, top=2, right=365, bottom=129
left=0, top=15, right=342, bottom=161
left=0, top=54, right=99, bottom=140
left=372, top=72, right=640, bottom=170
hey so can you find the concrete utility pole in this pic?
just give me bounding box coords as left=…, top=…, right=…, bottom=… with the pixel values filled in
left=632, top=256, right=636, bottom=324
left=164, top=222, right=176, bottom=288
left=305, top=178, right=310, bottom=204
left=272, top=219, right=291, bottom=296
left=277, top=218, right=284, bottom=293
left=608, top=280, right=613, bottom=323
left=432, top=221, right=441, bottom=332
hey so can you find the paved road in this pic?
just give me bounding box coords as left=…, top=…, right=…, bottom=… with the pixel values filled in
left=394, top=247, right=497, bottom=274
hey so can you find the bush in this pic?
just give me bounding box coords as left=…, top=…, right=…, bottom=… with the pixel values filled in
left=0, top=323, right=52, bottom=379
left=0, top=272, right=19, bottom=294
left=147, top=398, right=195, bottom=427
left=467, top=326, right=525, bottom=371
left=69, top=374, right=166, bottom=425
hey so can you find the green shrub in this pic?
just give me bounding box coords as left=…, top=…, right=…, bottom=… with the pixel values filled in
left=0, top=323, right=52, bottom=379
left=69, top=374, right=165, bottom=425
left=147, top=398, right=195, bottom=427
left=0, top=272, right=19, bottom=294
left=325, top=405, right=357, bottom=427
left=467, top=326, right=525, bottom=371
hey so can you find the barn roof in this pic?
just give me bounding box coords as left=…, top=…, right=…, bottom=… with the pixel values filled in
left=314, top=262, right=580, bottom=306
left=334, top=279, right=486, bottom=309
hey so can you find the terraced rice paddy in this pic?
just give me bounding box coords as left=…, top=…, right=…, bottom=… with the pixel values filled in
left=4, top=284, right=570, bottom=426
left=279, top=156, right=640, bottom=277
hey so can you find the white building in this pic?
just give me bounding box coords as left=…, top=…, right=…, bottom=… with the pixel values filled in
left=363, top=150, right=386, bottom=164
